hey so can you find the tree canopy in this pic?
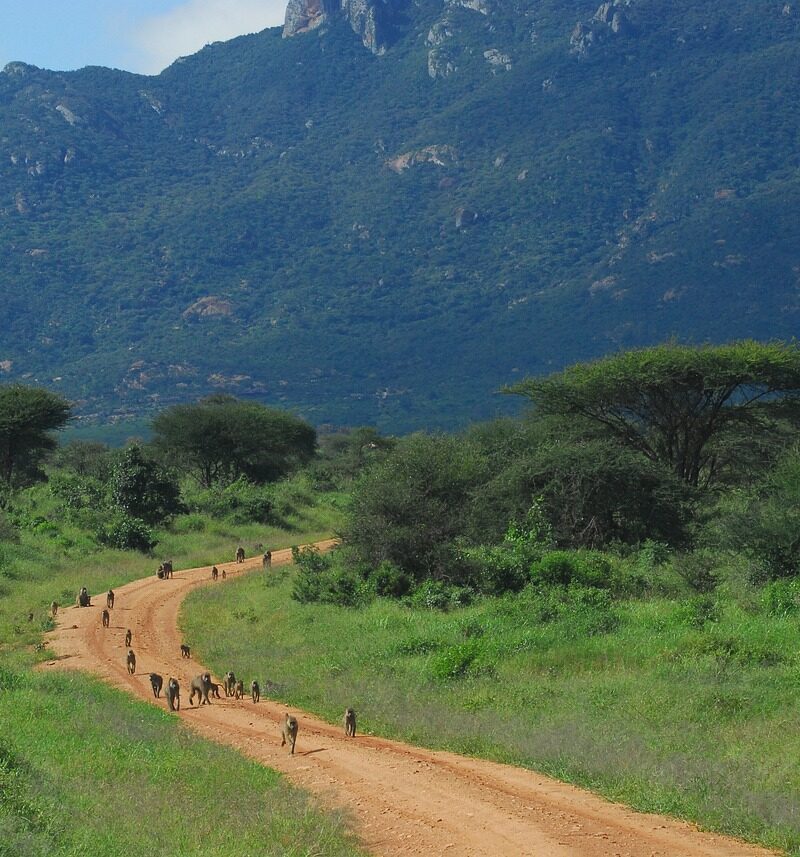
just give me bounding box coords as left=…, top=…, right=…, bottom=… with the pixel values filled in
left=506, top=341, right=800, bottom=486
left=151, top=395, right=316, bottom=487
left=0, top=385, right=71, bottom=489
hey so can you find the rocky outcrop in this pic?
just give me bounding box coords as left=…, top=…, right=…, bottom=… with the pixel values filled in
left=284, top=0, right=399, bottom=54
left=385, top=145, right=457, bottom=172
left=570, top=0, right=633, bottom=57
left=428, top=49, right=457, bottom=79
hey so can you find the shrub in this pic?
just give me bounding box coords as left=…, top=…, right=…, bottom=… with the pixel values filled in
left=408, top=579, right=474, bottom=611
left=530, top=550, right=613, bottom=588
left=761, top=578, right=800, bottom=617
left=97, top=514, right=157, bottom=553
left=368, top=561, right=411, bottom=597
left=429, top=639, right=483, bottom=681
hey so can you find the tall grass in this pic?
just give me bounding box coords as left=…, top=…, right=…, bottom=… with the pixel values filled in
left=182, top=566, right=800, bottom=855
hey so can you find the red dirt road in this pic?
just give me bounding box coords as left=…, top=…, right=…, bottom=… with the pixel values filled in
left=45, top=547, right=777, bottom=856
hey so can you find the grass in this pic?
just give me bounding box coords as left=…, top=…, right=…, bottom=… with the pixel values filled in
left=0, top=480, right=362, bottom=857
left=182, top=565, right=800, bottom=856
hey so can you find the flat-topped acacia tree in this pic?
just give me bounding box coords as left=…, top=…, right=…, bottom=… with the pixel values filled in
left=506, top=341, right=800, bottom=487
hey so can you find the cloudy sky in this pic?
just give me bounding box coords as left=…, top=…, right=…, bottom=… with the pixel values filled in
left=0, top=0, right=287, bottom=76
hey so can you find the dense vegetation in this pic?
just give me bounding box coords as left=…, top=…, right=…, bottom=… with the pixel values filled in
left=2, top=1, right=800, bottom=431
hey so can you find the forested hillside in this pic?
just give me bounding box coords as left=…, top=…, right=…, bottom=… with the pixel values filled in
left=2, top=0, right=799, bottom=430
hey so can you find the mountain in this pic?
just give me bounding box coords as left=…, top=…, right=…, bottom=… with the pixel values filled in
left=2, top=0, right=800, bottom=432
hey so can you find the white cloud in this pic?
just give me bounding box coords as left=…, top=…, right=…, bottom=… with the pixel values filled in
left=131, top=0, right=287, bottom=75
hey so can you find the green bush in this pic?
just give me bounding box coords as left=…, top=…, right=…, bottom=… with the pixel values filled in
left=97, top=514, right=157, bottom=553
left=429, top=639, right=484, bottom=681
left=408, top=579, right=474, bottom=611
left=531, top=550, right=613, bottom=588
left=761, top=578, right=800, bottom=617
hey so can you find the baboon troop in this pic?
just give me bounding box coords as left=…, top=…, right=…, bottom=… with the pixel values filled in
left=77, top=587, right=91, bottom=607
left=223, top=671, right=236, bottom=697
left=235, top=546, right=245, bottom=563
left=149, top=673, right=163, bottom=698
left=101, top=609, right=110, bottom=628
left=106, top=589, right=115, bottom=609
left=126, top=649, right=136, bottom=675
left=180, top=644, right=191, bottom=658
left=343, top=707, right=357, bottom=738
left=281, top=713, right=298, bottom=755
left=251, top=680, right=260, bottom=703
left=125, top=628, right=132, bottom=647
left=262, top=550, right=272, bottom=570
left=166, top=678, right=180, bottom=711
left=189, top=672, right=213, bottom=706
left=234, top=679, right=244, bottom=700
left=211, top=566, right=219, bottom=581
left=50, top=601, right=58, bottom=617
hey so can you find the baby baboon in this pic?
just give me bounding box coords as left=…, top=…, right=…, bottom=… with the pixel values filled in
left=101, top=608, right=110, bottom=628
left=106, top=589, right=115, bottom=609
left=50, top=601, right=58, bottom=617
left=189, top=672, right=213, bottom=706
left=235, top=546, right=245, bottom=564
left=166, top=678, right=180, bottom=711
left=209, top=682, right=222, bottom=699
left=234, top=679, right=244, bottom=700
left=343, top=707, right=357, bottom=738
left=149, top=672, right=163, bottom=698
left=280, top=713, right=298, bottom=755
left=77, top=587, right=91, bottom=607
left=156, top=566, right=165, bottom=579
left=262, top=550, right=272, bottom=570
left=211, top=565, right=219, bottom=581
left=124, top=628, right=132, bottom=647
left=221, top=569, right=227, bottom=580
left=126, top=649, right=136, bottom=675
left=223, top=671, right=236, bottom=697
left=180, top=644, right=191, bottom=658
left=251, top=680, right=260, bottom=703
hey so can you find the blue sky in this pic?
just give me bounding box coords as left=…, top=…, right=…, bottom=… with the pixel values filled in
left=0, top=0, right=286, bottom=76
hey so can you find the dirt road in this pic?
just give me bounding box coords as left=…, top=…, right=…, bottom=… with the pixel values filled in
left=45, top=547, right=777, bottom=857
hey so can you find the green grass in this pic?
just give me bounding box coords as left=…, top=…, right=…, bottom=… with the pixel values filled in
left=182, top=567, right=800, bottom=855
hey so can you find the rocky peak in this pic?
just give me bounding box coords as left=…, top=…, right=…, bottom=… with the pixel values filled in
left=284, top=0, right=398, bottom=54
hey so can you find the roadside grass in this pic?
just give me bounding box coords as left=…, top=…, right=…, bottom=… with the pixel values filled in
left=0, top=666, right=364, bottom=857
left=182, top=568, right=800, bottom=856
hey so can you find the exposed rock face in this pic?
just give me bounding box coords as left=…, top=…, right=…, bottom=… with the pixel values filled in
left=570, top=0, right=633, bottom=56
left=284, top=0, right=398, bottom=54
left=385, top=145, right=458, bottom=172
left=484, top=49, right=512, bottom=72
left=428, top=49, right=457, bottom=79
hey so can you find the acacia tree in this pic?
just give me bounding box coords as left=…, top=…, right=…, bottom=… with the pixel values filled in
left=0, top=385, right=71, bottom=489
left=151, top=395, right=316, bottom=486
left=506, top=341, right=800, bottom=487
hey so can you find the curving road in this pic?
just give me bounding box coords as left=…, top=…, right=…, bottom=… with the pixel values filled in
left=44, top=547, right=777, bottom=857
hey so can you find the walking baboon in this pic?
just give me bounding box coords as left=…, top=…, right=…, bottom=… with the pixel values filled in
left=166, top=678, right=180, bottom=711
left=124, top=628, right=132, bottom=647
left=343, top=707, right=357, bottom=738
left=211, top=566, right=219, bottom=581
left=262, top=551, right=272, bottom=570
left=77, top=587, right=91, bottom=607
left=189, top=672, right=213, bottom=706
left=180, top=644, right=191, bottom=658
left=251, top=680, right=260, bottom=703
left=101, top=609, right=110, bottom=628
left=223, top=671, right=236, bottom=697
left=50, top=601, right=58, bottom=617
left=162, top=560, right=173, bottom=578
left=280, top=713, right=298, bottom=755
left=126, top=649, right=136, bottom=675
left=149, top=673, right=163, bottom=698
left=234, top=679, right=244, bottom=700
left=221, top=568, right=227, bottom=580
left=235, top=546, right=245, bottom=563
left=106, top=589, right=115, bottom=609
left=209, top=682, right=222, bottom=699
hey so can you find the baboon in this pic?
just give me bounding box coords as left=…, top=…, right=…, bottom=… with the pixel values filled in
left=343, top=707, right=357, bottom=738
left=223, top=671, right=236, bottom=697
left=234, top=679, right=244, bottom=700
left=262, top=550, right=272, bottom=570
left=50, top=601, right=58, bottom=617
left=156, top=566, right=165, bottom=579
left=211, top=565, right=219, bottom=581
left=77, top=587, right=91, bottom=607
left=251, top=680, right=260, bottom=703
left=235, top=546, right=245, bottom=563
left=189, top=672, right=213, bottom=706
left=106, top=589, right=115, bottom=609
left=162, top=560, right=173, bottom=579
left=124, top=628, right=132, bottom=647
left=126, top=649, right=136, bottom=675
left=209, top=682, right=222, bottom=699
left=27, top=612, right=34, bottom=622
left=280, top=713, right=298, bottom=755
left=180, top=644, right=191, bottom=659
left=166, top=678, right=180, bottom=711
left=149, top=672, right=163, bottom=698
left=101, top=608, right=110, bottom=628
left=221, top=568, right=227, bottom=580
left=254, top=542, right=264, bottom=552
